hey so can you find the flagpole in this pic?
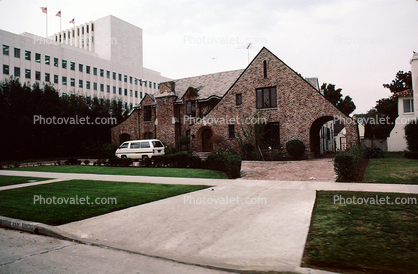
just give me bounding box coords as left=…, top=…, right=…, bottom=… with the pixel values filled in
left=60, top=13, right=62, bottom=32
left=46, top=7, right=48, bottom=37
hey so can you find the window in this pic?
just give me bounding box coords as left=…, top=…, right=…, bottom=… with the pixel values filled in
left=236, top=94, right=242, bottom=106
left=140, top=80, right=142, bottom=86
left=54, top=57, right=58, bottom=67
left=186, top=100, right=196, bottom=116
left=144, top=132, right=153, bottom=139
left=25, top=50, right=31, bottom=60
left=130, top=90, right=132, bottom=97
left=124, top=88, right=127, bottom=96
left=130, top=76, right=133, bottom=84
left=141, top=141, right=150, bottom=148
left=93, top=67, right=97, bottom=75
left=100, top=84, right=104, bottom=92
left=144, top=106, right=152, bottom=122
left=118, top=73, right=122, bottom=81
left=35, top=53, right=41, bottom=63
left=256, top=87, right=277, bottom=109
left=113, top=86, right=116, bottom=94
left=62, top=76, right=67, bottom=85
left=154, top=83, right=156, bottom=89
left=62, top=60, right=67, bottom=69
left=106, top=70, right=110, bottom=78
left=14, top=48, right=20, bottom=58
left=149, top=81, right=152, bottom=88
left=35, top=71, right=41, bottom=81
left=14, top=67, right=20, bottom=77
left=403, top=99, right=414, bottom=113
left=118, top=87, right=122, bottom=95
left=100, top=69, right=104, bottom=77
left=79, top=80, right=83, bottom=88
left=45, top=55, right=50, bottom=65
left=135, top=90, right=138, bottom=98
left=135, top=78, right=137, bottom=85
left=70, top=78, right=75, bottom=87
left=3, top=64, right=9, bottom=75
left=45, top=73, right=50, bottom=82
left=262, top=122, right=280, bottom=148
left=107, top=85, right=110, bottom=93
left=130, top=142, right=141, bottom=149
left=93, top=82, right=97, bottom=90
left=3, top=45, right=9, bottom=55
left=228, top=125, right=235, bottom=138
left=86, top=66, right=90, bottom=74
left=70, top=62, right=75, bottom=70
left=113, top=72, right=116, bottom=80
left=119, top=143, right=129, bottom=149
left=263, top=60, right=268, bottom=78
left=124, top=75, right=127, bottom=82
left=86, top=81, right=90, bottom=89
left=54, top=75, right=58, bottom=84
left=140, top=91, right=143, bottom=98
left=25, top=69, right=31, bottom=79
left=79, top=64, right=83, bottom=72
left=152, top=141, right=164, bottom=147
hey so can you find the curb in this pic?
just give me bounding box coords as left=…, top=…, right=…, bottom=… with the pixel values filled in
left=0, top=215, right=78, bottom=241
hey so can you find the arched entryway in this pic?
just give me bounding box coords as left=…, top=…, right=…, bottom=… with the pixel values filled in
left=310, top=116, right=339, bottom=158
left=201, top=128, right=213, bottom=152
left=119, top=133, right=131, bottom=145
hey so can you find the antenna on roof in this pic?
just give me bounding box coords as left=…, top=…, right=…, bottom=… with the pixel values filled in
left=236, top=43, right=255, bottom=64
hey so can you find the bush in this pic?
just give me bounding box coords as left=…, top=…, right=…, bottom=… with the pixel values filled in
left=97, top=143, right=117, bottom=159
left=225, top=154, right=242, bottom=179
left=83, top=160, right=90, bottom=166
left=333, top=152, right=355, bottom=181
left=240, top=142, right=257, bottom=160
left=107, top=157, right=133, bottom=167
left=271, top=148, right=286, bottom=161
left=286, top=139, right=306, bottom=159
left=366, top=147, right=385, bottom=159
left=404, top=151, right=418, bottom=159
left=405, top=119, right=418, bottom=152
left=206, top=153, right=224, bottom=170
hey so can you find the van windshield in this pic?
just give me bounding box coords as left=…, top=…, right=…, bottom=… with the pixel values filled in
left=119, top=143, right=129, bottom=149
left=152, top=141, right=164, bottom=147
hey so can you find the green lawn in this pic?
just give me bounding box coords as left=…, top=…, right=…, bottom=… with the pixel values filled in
left=303, top=191, right=418, bottom=273
left=362, top=152, right=418, bottom=184
left=0, top=180, right=210, bottom=225
left=11, top=165, right=228, bottom=179
left=0, top=175, right=51, bottom=187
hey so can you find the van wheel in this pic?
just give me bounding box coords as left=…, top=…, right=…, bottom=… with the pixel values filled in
left=142, top=155, right=149, bottom=161
left=121, top=155, right=127, bottom=159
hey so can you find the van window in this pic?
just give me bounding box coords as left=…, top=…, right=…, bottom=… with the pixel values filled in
left=119, top=143, right=129, bottom=149
left=130, top=142, right=141, bottom=149
left=152, top=141, right=164, bottom=148
left=141, top=142, right=150, bottom=148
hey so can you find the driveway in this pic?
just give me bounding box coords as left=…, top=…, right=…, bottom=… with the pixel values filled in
left=241, top=158, right=336, bottom=182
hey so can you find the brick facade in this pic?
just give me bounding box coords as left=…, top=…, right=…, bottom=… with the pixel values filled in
left=111, top=47, right=359, bottom=156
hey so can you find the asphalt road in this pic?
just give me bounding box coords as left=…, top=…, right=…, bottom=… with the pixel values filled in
left=0, top=227, right=232, bottom=274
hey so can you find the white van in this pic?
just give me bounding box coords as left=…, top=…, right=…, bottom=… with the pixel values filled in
left=115, top=139, right=165, bottom=160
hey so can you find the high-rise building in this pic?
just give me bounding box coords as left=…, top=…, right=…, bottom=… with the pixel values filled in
left=1, top=15, right=170, bottom=109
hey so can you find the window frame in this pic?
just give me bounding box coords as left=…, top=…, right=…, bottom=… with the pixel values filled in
left=236, top=94, right=242, bottom=106
left=256, top=86, right=277, bottom=109
left=3, top=45, right=9, bottom=56
left=403, top=98, right=414, bottom=114
left=144, top=106, right=152, bottom=122
left=186, top=100, right=196, bottom=116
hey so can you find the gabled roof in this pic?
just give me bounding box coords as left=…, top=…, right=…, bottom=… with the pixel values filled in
left=159, top=69, right=244, bottom=101
left=393, top=89, right=413, bottom=97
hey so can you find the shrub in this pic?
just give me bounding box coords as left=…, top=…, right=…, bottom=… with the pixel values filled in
left=83, top=160, right=90, bottom=166
left=240, top=142, right=257, bottom=160
left=333, top=152, right=355, bottom=181
left=405, top=119, right=418, bottom=152
left=225, top=154, right=242, bottom=179
left=286, top=139, right=306, bottom=159
left=271, top=148, right=285, bottom=161
left=404, top=151, right=418, bottom=159
left=107, top=157, right=133, bottom=167
left=365, top=147, right=385, bottom=159
left=206, top=153, right=224, bottom=170
left=97, top=143, right=117, bottom=159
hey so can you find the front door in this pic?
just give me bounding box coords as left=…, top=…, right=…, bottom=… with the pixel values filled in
left=201, top=129, right=213, bottom=152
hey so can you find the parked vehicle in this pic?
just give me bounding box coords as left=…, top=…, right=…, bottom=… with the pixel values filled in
left=115, top=139, right=165, bottom=160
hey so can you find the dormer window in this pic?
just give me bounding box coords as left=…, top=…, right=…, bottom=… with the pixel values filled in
left=186, top=100, right=196, bottom=117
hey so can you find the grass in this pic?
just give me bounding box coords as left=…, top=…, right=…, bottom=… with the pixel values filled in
left=0, top=175, right=51, bottom=187
left=0, top=180, right=210, bottom=225
left=362, top=152, right=418, bottom=184
left=10, top=165, right=228, bottom=179
left=303, top=190, right=418, bottom=274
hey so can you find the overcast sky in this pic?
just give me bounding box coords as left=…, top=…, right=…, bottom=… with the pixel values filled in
left=0, top=0, right=417, bottom=114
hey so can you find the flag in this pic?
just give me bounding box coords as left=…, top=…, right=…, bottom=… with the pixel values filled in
left=69, top=18, right=75, bottom=24
left=40, top=7, right=47, bottom=14
left=56, top=11, right=61, bottom=17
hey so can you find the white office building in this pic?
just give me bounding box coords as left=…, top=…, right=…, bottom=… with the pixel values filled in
left=1, top=15, right=170, bottom=109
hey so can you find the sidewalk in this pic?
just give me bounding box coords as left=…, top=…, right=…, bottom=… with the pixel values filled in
left=1, top=170, right=417, bottom=273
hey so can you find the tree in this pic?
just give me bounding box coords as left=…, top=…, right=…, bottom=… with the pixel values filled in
left=321, top=83, right=356, bottom=116
left=383, top=71, right=412, bottom=93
